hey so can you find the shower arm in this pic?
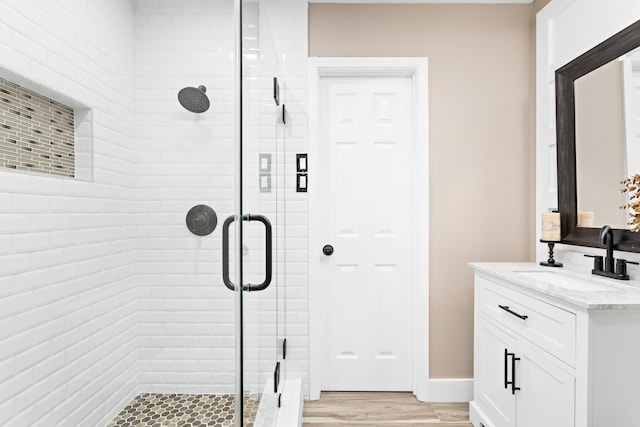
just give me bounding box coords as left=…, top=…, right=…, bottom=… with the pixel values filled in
left=222, top=214, right=273, bottom=292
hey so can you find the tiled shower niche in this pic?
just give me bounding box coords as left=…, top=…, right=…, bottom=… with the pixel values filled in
left=0, top=77, right=75, bottom=177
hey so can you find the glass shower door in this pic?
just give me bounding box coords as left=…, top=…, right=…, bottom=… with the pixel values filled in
left=230, top=0, right=286, bottom=425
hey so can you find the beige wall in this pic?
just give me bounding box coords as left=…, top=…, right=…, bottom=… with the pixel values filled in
left=309, top=4, right=534, bottom=379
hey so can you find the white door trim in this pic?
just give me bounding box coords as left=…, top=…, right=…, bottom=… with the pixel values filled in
left=308, top=57, right=429, bottom=401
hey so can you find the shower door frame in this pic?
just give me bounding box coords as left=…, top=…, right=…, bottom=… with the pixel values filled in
left=307, top=57, right=430, bottom=402
left=233, top=0, right=244, bottom=423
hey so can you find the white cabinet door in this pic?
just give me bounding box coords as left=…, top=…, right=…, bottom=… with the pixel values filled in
left=477, top=316, right=516, bottom=427
left=515, top=339, right=575, bottom=427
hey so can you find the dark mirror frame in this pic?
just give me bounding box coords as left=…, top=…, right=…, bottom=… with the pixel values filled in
left=556, top=18, right=640, bottom=252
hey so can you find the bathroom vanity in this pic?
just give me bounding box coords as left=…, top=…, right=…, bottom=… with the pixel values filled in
left=469, top=263, right=640, bottom=427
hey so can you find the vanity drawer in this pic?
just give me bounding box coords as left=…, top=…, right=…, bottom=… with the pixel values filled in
left=477, top=275, right=576, bottom=366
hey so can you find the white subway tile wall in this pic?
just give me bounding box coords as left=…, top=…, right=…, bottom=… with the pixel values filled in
left=0, top=0, right=309, bottom=426
left=134, top=0, right=238, bottom=395
left=0, top=1, right=139, bottom=426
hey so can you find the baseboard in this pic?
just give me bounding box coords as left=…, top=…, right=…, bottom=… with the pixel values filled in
left=428, top=378, right=473, bottom=402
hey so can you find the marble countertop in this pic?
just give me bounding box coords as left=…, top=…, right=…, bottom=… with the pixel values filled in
left=470, top=262, right=640, bottom=310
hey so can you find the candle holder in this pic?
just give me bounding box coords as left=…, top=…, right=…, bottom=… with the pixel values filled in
left=540, top=240, right=563, bottom=267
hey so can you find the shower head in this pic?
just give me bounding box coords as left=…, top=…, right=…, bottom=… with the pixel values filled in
left=178, top=85, right=210, bottom=113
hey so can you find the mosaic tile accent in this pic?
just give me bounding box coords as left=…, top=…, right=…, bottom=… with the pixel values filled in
left=0, top=77, right=75, bottom=177
left=107, top=393, right=260, bottom=427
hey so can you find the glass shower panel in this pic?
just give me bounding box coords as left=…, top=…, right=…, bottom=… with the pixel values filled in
left=237, top=0, right=285, bottom=425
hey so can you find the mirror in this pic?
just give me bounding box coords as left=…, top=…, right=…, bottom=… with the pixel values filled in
left=575, top=48, right=640, bottom=229
left=556, top=18, right=640, bottom=251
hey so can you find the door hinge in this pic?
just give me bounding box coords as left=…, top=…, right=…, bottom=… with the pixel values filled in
left=274, top=361, right=281, bottom=393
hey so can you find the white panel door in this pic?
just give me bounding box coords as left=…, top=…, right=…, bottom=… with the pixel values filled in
left=318, top=76, right=413, bottom=391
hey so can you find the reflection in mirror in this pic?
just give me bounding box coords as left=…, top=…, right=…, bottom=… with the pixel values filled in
left=623, top=48, right=640, bottom=180
left=575, top=56, right=628, bottom=229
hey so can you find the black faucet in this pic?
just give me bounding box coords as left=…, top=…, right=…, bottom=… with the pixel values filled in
left=585, top=225, right=638, bottom=280
left=600, top=225, right=615, bottom=273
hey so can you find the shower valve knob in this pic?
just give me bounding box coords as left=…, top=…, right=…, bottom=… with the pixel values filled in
left=322, top=245, right=334, bottom=256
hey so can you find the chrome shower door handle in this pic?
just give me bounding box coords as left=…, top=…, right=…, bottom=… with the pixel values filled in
left=222, top=214, right=273, bottom=292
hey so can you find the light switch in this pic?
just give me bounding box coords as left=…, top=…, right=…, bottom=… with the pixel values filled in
left=296, top=173, right=307, bottom=192
left=259, top=153, right=271, bottom=172
left=260, top=173, right=271, bottom=192
left=296, top=153, right=308, bottom=172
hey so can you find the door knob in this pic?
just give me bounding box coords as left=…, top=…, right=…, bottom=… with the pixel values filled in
left=322, top=245, right=334, bottom=256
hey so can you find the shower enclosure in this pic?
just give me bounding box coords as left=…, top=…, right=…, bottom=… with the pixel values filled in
left=133, top=0, right=291, bottom=425
left=0, top=0, right=294, bottom=426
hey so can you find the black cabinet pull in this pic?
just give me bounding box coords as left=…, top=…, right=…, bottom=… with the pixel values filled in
left=505, top=350, right=521, bottom=395
left=504, top=349, right=509, bottom=389
left=498, top=305, right=528, bottom=320
left=505, top=350, right=514, bottom=390
left=511, top=353, right=521, bottom=395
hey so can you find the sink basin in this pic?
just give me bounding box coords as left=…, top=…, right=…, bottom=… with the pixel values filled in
left=516, top=271, right=613, bottom=292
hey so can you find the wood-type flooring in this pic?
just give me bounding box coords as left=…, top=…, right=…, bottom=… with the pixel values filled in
left=302, top=392, right=473, bottom=426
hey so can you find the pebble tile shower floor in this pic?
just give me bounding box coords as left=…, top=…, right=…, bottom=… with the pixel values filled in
left=107, top=394, right=259, bottom=427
